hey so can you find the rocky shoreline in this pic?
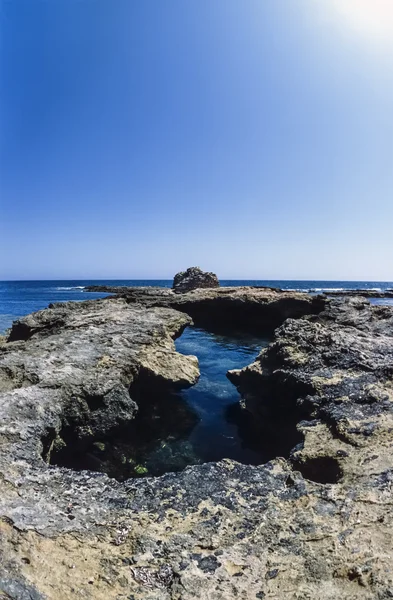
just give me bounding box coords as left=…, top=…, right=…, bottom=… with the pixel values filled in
left=327, top=290, right=393, bottom=299
left=0, top=281, right=392, bottom=599
left=83, top=285, right=325, bottom=333
left=86, top=284, right=393, bottom=299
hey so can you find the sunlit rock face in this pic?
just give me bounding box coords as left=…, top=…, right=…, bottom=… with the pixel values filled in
left=172, top=266, right=220, bottom=293
left=0, top=290, right=392, bottom=599
left=85, top=283, right=326, bottom=334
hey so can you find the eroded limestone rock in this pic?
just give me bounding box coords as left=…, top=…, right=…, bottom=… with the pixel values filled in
left=0, top=294, right=391, bottom=599
left=85, top=284, right=326, bottom=333
left=0, top=298, right=199, bottom=469
left=172, top=266, right=220, bottom=293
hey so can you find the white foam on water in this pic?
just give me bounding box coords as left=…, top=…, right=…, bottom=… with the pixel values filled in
left=55, top=286, right=86, bottom=291
left=311, top=288, right=345, bottom=293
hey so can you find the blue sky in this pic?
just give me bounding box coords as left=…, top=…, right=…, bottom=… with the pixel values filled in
left=1, top=0, right=392, bottom=280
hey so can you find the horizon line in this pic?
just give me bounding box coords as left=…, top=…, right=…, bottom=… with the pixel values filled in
left=1, top=278, right=392, bottom=283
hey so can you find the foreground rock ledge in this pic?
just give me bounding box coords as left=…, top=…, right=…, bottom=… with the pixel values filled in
left=0, top=290, right=392, bottom=599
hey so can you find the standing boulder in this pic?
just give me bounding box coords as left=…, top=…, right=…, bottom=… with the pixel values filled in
left=172, top=267, right=220, bottom=293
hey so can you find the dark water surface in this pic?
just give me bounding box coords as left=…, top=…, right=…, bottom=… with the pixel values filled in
left=171, top=327, right=269, bottom=466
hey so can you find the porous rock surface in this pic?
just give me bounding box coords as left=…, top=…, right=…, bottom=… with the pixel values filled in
left=172, top=266, right=220, bottom=293
left=0, top=292, right=392, bottom=598
left=85, top=284, right=325, bottom=332
left=327, top=290, right=393, bottom=299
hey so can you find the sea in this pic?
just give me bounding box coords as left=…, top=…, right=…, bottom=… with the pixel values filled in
left=1, top=279, right=393, bottom=335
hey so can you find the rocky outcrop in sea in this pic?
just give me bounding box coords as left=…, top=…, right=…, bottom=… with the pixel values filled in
left=0, top=280, right=392, bottom=599
left=172, top=266, right=220, bottom=293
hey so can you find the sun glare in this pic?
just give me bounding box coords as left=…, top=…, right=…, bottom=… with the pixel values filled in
left=329, top=0, right=393, bottom=41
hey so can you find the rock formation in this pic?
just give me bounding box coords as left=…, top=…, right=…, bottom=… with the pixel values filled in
left=85, top=284, right=325, bottom=332
left=0, top=289, right=392, bottom=598
left=326, top=289, right=393, bottom=299
left=172, top=266, right=220, bottom=293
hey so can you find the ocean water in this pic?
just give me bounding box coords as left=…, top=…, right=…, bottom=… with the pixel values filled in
left=0, top=279, right=393, bottom=335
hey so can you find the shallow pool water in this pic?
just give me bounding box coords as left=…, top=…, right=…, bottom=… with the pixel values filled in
left=51, top=326, right=301, bottom=479
left=173, top=327, right=267, bottom=465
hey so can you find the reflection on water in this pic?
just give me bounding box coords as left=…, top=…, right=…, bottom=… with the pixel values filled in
left=173, top=327, right=267, bottom=466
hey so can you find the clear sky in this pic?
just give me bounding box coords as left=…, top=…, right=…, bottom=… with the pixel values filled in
left=1, top=0, right=392, bottom=280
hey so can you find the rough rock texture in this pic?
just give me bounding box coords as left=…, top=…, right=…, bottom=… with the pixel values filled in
left=0, top=294, right=392, bottom=598
left=85, top=285, right=326, bottom=333
left=1, top=298, right=199, bottom=464
left=172, top=267, right=220, bottom=293
left=327, top=290, right=393, bottom=298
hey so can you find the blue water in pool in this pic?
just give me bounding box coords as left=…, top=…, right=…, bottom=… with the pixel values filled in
left=172, top=327, right=268, bottom=465
left=58, top=326, right=273, bottom=477
left=1, top=279, right=393, bottom=334
left=66, top=323, right=301, bottom=477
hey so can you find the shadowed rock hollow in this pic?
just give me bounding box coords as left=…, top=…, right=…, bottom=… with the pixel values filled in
left=0, top=288, right=392, bottom=599
left=85, top=283, right=326, bottom=333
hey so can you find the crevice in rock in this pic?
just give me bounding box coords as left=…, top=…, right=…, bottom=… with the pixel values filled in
left=43, top=325, right=306, bottom=480
left=7, top=322, right=32, bottom=342
left=43, top=384, right=138, bottom=470
left=225, top=400, right=303, bottom=463
left=7, top=318, right=66, bottom=343
left=159, top=296, right=326, bottom=336
left=41, top=427, right=58, bottom=463
left=293, top=456, right=343, bottom=484
left=42, top=297, right=329, bottom=482
left=84, top=394, right=106, bottom=411
left=46, top=380, right=199, bottom=480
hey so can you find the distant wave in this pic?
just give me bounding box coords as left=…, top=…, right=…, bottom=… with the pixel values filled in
left=310, top=287, right=385, bottom=293
left=311, top=287, right=346, bottom=293
left=285, top=288, right=322, bottom=292
left=55, top=286, right=85, bottom=291
left=284, top=288, right=345, bottom=292
left=284, top=287, right=384, bottom=293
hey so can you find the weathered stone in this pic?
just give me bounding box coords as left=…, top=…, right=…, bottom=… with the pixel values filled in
left=172, top=266, right=219, bottom=293
left=327, top=289, right=393, bottom=298
left=229, top=297, right=393, bottom=487
left=0, top=292, right=391, bottom=598
left=0, top=298, right=199, bottom=469
left=85, top=284, right=326, bottom=333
